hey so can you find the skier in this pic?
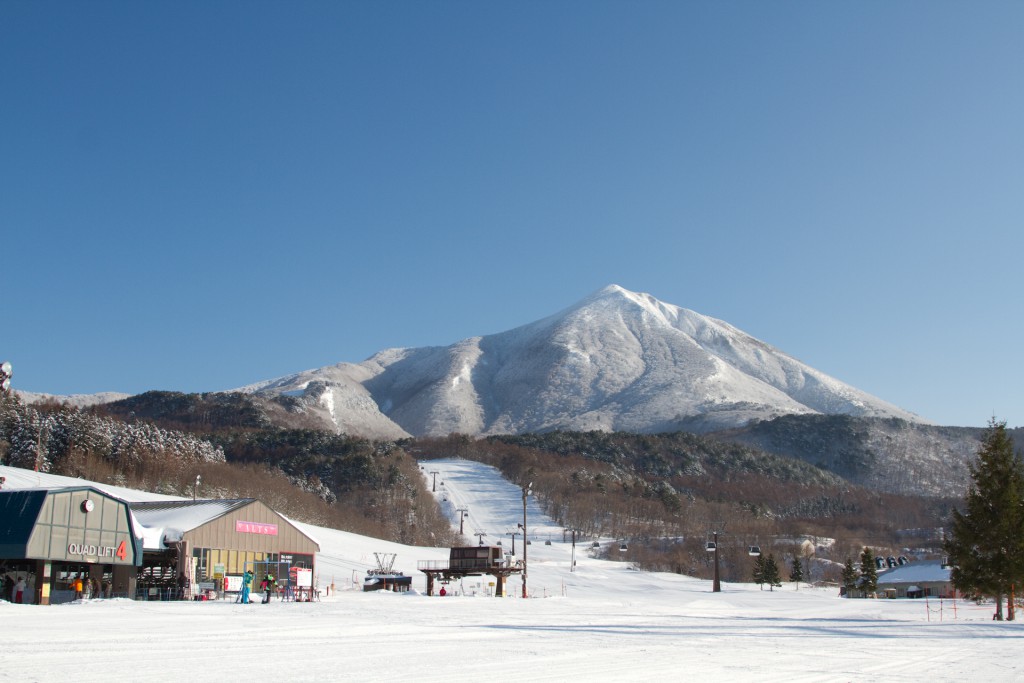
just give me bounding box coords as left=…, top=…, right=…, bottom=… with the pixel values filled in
left=14, top=576, right=26, bottom=604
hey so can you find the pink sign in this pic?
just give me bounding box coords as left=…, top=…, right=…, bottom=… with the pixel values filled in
left=236, top=520, right=278, bottom=536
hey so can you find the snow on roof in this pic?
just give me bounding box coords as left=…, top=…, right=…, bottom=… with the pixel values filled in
left=0, top=464, right=182, bottom=503
left=2, top=465, right=270, bottom=550
left=877, top=561, right=951, bottom=585
left=129, top=499, right=256, bottom=549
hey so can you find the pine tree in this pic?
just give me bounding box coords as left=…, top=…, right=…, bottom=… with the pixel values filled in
left=789, top=556, right=804, bottom=586
left=752, top=554, right=767, bottom=589
left=859, top=547, right=878, bottom=597
left=841, top=558, right=858, bottom=597
left=944, top=419, right=1024, bottom=620
left=762, top=554, right=782, bottom=591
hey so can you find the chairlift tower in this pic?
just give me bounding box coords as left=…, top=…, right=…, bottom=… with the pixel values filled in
left=373, top=552, right=397, bottom=574
left=705, top=530, right=721, bottom=593
left=507, top=530, right=520, bottom=555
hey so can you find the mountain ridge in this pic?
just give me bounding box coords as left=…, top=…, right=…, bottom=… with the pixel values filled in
left=234, top=285, right=925, bottom=439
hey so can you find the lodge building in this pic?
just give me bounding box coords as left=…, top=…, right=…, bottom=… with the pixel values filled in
left=130, top=498, right=319, bottom=600
left=0, top=481, right=319, bottom=605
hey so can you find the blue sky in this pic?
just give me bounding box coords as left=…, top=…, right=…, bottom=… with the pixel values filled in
left=3, top=1, right=1021, bottom=428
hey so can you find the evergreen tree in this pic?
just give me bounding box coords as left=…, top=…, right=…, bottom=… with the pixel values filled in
left=859, top=547, right=878, bottom=596
left=762, top=554, right=782, bottom=591
left=752, top=553, right=767, bottom=589
left=944, top=419, right=1024, bottom=620
left=789, top=556, right=804, bottom=585
left=841, top=558, right=858, bottom=597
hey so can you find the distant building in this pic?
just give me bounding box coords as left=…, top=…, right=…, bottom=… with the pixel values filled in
left=877, top=560, right=954, bottom=599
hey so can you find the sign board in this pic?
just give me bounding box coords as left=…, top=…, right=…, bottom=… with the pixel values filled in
left=290, top=567, right=312, bottom=588
left=235, top=521, right=278, bottom=536
left=213, top=564, right=225, bottom=579
left=223, top=575, right=243, bottom=592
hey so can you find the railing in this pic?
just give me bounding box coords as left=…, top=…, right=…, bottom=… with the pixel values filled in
left=417, top=558, right=510, bottom=572
left=417, top=560, right=450, bottom=571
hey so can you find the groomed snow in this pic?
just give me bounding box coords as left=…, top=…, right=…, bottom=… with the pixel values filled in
left=2, top=459, right=1021, bottom=682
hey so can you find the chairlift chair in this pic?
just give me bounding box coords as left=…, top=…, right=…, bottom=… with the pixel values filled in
left=619, top=543, right=628, bottom=552
left=705, top=541, right=717, bottom=552
left=747, top=545, right=761, bottom=556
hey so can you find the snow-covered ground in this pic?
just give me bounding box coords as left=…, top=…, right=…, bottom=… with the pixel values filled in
left=2, top=459, right=1021, bottom=682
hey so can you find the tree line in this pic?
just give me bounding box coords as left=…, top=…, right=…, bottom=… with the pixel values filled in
left=0, top=394, right=455, bottom=547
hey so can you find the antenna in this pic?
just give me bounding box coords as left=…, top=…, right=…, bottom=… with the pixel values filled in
left=0, top=361, right=11, bottom=393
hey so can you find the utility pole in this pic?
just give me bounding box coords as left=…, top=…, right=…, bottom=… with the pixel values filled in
left=569, top=528, right=580, bottom=572
left=712, top=530, right=721, bottom=593
left=34, top=419, right=42, bottom=472
left=456, top=508, right=469, bottom=535
left=428, top=471, right=439, bottom=492
left=522, top=482, right=532, bottom=598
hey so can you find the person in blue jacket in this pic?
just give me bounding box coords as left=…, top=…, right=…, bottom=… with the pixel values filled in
left=241, top=570, right=254, bottom=604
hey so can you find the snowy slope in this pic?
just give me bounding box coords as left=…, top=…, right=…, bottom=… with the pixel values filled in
left=237, top=285, right=925, bottom=437
left=1, top=460, right=1016, bottom=683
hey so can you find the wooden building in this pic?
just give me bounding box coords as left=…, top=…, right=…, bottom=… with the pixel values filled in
left=130, top=498, right=320, bottom=599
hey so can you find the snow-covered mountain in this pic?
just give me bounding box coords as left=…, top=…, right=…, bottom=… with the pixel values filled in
left=236, top=285, right=924, bottom=439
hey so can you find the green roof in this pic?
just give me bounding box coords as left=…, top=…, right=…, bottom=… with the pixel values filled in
left=0, top=490, right=47, bottom=557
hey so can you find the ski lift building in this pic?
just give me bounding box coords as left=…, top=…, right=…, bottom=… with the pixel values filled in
left=417, top=546, right=521, bottom=597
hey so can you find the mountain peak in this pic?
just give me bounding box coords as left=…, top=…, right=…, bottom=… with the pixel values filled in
left=236, top=287, right=926, bottom=438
